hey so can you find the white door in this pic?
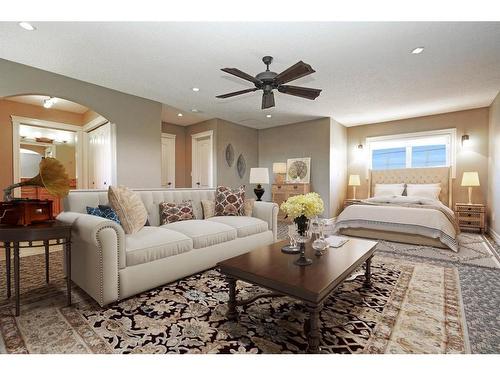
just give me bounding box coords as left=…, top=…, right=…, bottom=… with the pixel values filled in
left=87, top=123, right=112, bottom=189
left=192, top=131, right=213, bottom=188
left=161, top=133, right=176, bottom=188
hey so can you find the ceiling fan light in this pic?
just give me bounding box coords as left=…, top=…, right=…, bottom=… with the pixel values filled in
left=18, top=22, right=36, bottom=31
left=266, top=114, right=272, bottom=118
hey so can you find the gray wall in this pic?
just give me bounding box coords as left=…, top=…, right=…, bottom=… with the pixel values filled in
left=330, top=118, right=348, bottom=216
left=0, top=58, right=162, bottom=188
left=217, top=119, right=259, bottom=196
left=258, top=118, right=333, bottom=217
left=488, top=92, right=500, bottom=237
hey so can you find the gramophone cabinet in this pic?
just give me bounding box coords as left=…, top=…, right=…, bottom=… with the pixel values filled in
left=0, top=199, right=54, bottom=226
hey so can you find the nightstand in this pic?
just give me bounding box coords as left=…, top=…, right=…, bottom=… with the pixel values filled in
left=344, top=199, right=362, bottom=209
left=455, top=203, right=486, bottom=234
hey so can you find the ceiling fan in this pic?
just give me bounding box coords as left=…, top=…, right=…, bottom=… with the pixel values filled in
left=216, top=56, right=322, bottom=110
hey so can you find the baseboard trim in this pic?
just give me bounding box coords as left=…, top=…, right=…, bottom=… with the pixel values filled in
left=489, top=228, right=500, bottom=245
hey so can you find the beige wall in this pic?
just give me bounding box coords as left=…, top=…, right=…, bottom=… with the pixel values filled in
left=347, top=108, right=490, bottom=206
left=0, top=58, right=162, bottom=189
left=162, top=122, right=187, bottom=188
left=488, top=92, right=500, bottom=238
left=330, top=119, right=348, bottom=216
left=258, top=118, right=336, bottom=217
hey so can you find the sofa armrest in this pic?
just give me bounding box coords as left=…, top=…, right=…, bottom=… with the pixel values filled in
left=252, top=201, right=279, bottom=241
left=57, top=212, right=126, bottom=306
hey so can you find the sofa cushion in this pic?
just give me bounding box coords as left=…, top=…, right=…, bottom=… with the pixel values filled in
left=108, top=185, right=148, bottom=234
left=161, top=220, right=237, bottom=249
left=159, top=200, right=195, bottom=224
left=215, top=185, right=245, bottom=216
left=125, top=227, right=193, bottom=266
left=207, top=216, right=268, bottom=238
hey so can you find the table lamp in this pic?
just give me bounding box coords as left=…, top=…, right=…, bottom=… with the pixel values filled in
left=250, top=168, right=269, bottom=201
left=461, top=171, right=480, bottom=204
left=272, top=162, right=287, bottom=184
left=348, top=174, right=361, bottom=199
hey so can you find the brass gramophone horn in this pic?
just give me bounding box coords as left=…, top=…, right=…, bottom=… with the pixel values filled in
left=3, top=157, right=70, bottom=201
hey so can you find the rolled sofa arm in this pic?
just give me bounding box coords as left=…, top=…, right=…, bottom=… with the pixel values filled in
left=57, top=211, right=125, bottom=306
left=252, top=201, right=279, bottom=241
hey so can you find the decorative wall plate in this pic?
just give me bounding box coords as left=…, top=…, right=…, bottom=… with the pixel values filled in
left=237, top=154, right=246, bottom=179
left=225, top=144, right=235, bottom=167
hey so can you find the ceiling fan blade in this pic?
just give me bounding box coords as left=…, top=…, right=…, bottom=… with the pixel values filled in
left=221, top=68, right=262, bottom=85
left=216, top=87, right=259, bottom=99
left=278, top=85, right=322, bottom=100
left=274, top=61, right=315, bottom=85
left=262, top=91, right=275, bottom=109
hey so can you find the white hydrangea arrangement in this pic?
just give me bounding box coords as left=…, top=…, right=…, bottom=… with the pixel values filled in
left=280, top=192, right=324, bottom=220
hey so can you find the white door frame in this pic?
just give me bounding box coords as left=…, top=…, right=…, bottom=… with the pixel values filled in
left=11, top=115, right=115, bottom=192
left=191, top=130, right=214, bottom=188
left=161, top=133, right=176, bottom=188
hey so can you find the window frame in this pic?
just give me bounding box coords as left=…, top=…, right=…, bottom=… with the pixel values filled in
left=365, top=128, right=457, bottom=178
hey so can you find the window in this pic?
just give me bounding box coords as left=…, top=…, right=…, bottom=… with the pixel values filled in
left=365, top=128, right=456, bottom=176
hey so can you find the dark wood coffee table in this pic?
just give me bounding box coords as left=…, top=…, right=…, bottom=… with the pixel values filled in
left=217, top=238, right=377, bottom=353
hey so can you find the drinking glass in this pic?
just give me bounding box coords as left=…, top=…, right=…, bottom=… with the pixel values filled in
left=293, top=220, right=313, bottom=266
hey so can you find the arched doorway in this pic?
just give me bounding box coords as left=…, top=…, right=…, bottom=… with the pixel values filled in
left=1, top=94, right=116, bottom=214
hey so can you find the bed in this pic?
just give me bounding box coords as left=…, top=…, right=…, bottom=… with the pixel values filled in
left=334, top=167, right=459, bottom=251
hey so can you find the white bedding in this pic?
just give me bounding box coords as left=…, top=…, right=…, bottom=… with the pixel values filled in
left=334, top=196, right=459, bottom=251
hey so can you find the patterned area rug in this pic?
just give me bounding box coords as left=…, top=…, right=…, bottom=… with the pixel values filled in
left=277, top=222, right=500, bottom=269
left=0, top=251, right=468, bottom=354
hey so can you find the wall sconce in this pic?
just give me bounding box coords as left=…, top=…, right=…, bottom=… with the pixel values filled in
left=357, top=144, right=363, bottom=150
left=461, top=134, right=470, bottom=147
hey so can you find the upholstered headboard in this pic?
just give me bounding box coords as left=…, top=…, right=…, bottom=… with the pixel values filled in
left=368, top=167, right=453, bottom=207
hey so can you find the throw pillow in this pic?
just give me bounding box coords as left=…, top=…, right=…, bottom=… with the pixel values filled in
left=160, top=200, right=195, bottom=224
left=86, top=205, right=121, bottom=224
left=215, top=185, right=245, bottom=216
left=244, top=198, right=255, bottom=216
left=201, top=199, right=215, bottom=219
left=108, top=185, right=148, bottom=234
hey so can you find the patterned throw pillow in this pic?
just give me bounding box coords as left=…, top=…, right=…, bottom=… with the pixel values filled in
left=160, top=201, right=195, bottom=225
left=86, top=205, right=121, bottom=224
left=214, top=185, right=245, bottom=216
left=108, top=185, right=148, bottom=235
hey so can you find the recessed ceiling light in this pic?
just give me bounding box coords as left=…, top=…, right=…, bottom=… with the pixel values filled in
left=191, top=109, right=199, bottom=113
left=266, top=114, right=272, bottom=118
left=192, top=87, right=200, bottom=92
left=43, top=97, right=57, bottom=108
left=177, top=113, right=183, bottom=117
left=18, top=22, right=36, bottom=31
left=411, top=47, right=424, bottom=54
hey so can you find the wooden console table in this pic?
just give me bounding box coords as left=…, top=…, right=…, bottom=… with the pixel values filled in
left=0, top=221, right=72, bottom=316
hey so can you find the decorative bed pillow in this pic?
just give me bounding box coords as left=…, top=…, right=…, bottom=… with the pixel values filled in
left=215, top=185, right=245, bottom=216
left=108, top=185, right=148, bottom=234
left=86, top=205, right=121, bottom=224
left=406, top=183, right=441, bottom=200
left=374, top=183, right=405, bottom=197
left=160, top=200, right=195, bottom=224
left=201, top=200, right=216, bottom=219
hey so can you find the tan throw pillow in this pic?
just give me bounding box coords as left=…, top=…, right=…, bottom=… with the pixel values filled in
left=215, top=185, right=245, bottom=216
left=108, top=186, right=148, bottom=234
left=244, top=198, right=255, bottom=216
left=160, top=201, right=194, bottom=225
left=201, top=200, right=215, bottom=219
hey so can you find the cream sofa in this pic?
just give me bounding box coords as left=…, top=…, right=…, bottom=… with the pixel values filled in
left=57, top=188, right=278, bottom=306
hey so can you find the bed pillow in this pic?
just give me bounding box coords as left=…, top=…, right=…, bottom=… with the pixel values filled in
left=160, top=200, right=195, bottom=224
left=373, top=183, right=405, bottom=197
left=406, top=183, right=441, bottom=200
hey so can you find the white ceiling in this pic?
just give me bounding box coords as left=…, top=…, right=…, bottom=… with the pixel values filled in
left=7, top=94, right=89, bottom=114
left=0, top=22, right=499, bottom=128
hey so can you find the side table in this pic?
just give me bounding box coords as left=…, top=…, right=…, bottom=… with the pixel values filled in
left=0, top=221, right=72, bottom=316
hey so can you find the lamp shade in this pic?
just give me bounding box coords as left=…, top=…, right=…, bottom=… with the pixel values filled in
left=272, top=162, right=287, bottom=174
left=461, top=172, right=480, bottom=187
left=249, top=168, right=270, bottom=184
left=348, top=174, right=361, bottom=186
